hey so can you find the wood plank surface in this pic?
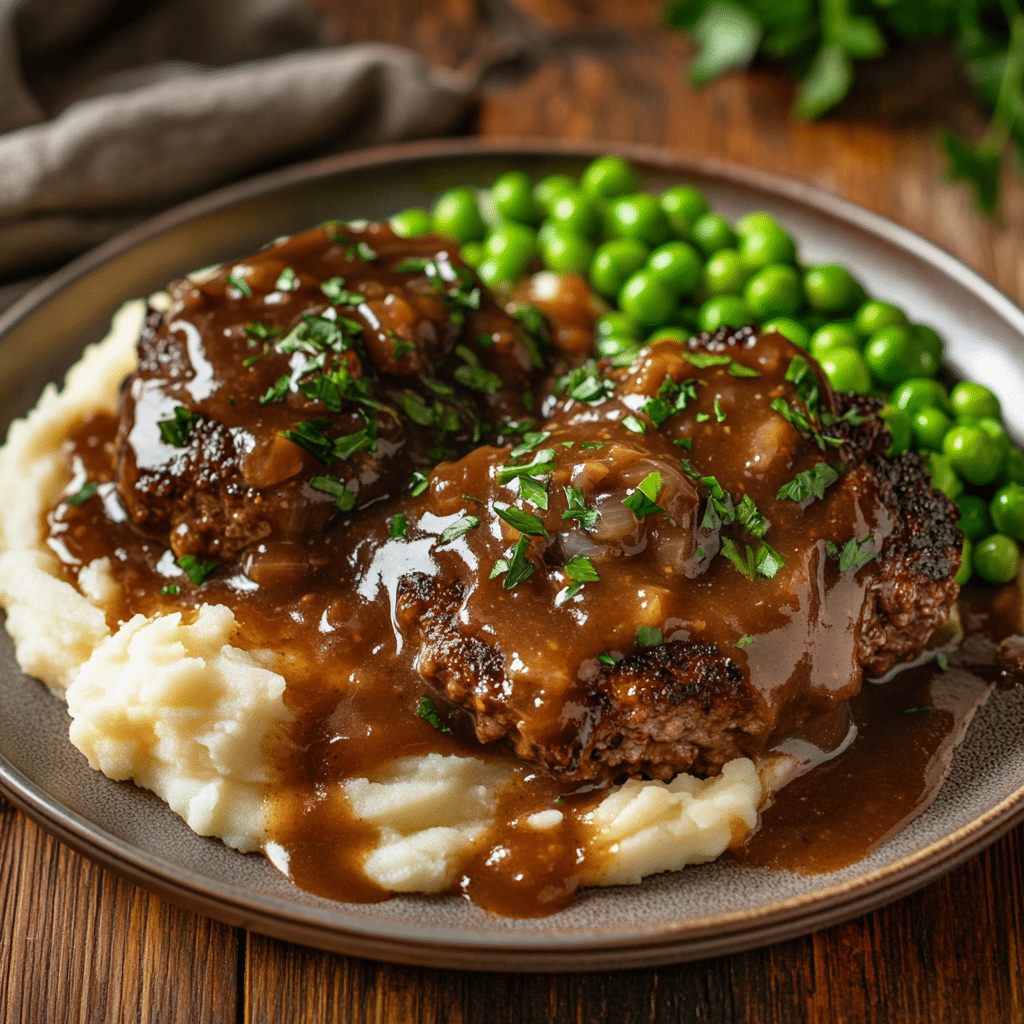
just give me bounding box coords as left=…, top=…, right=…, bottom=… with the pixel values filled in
left=3, top=1, right=1024, bottom=1021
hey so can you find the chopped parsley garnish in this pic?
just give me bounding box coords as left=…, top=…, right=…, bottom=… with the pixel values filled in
left=279, top=416, right=377, bottom=465
left=597, top=652, right=616, bottom=666
left=409, top=471, right=430, bottom=496
left=902, top=705, right=933, bottom=715
left=177, top=555, right=218, bottom=586
left=518, top=473, right=549, bottom=510
left=226, top=272, right=252, bottom=297
left=771, top=397, right=841, bottom=452
left=636, top=626, right=663, bottom=647
left=417, top=695, right=452, bottom=734
left=66, top=481, right=98, bottom=506
left=462, top=493, right=485, bottom=505
left=510, top=303, right=549, bottom=370
left=735, top=494, right=768, bottom=538
left=158, top=584, right=180, bottom=596
left=696, top=412, right=710, bottom=422
left=437, top=514, right=480, bottom=546
left=621, top=414, right=647, bottom=434
left=560, top=555, right=598, bottom=602
left=275, top=267, right=299, bottom=292
left=493, top=502, right=548, bottom=537
left=827, top=534, right=877, bottom=572
left=714, top=397, right=726, bottom=422
left=683, top=352, right=732, bottom=369
left=562, top=485, right=601, bottom=531
left=157, top=406, right=200, bottom=447
left=728, top=362, right=761, bottom=378
left=510, top=431, right=551, bottom=458
left=453, top=345, right=502, bottom=394
left=777, top=462, right=843, bottom=503
left=736, top=635, right=755, bottom=648
left=320, top=277, right=363, bottom=306
left=556, top=362, right=615, bottom=404
left=496, top=448, right=555, bottom=485
left=700, top=476, right=736, bottom=530
left=936, top=651, right=950, bottom=671
left=389, top=514, right=408, bottom=539
left=680, top=459, right=701, bottom=479
left=622, top=471, right=666, bottom=519
left=720, top=538, right=785, bottom=580
left=580, top=442, right=608, bottom=450
left=260, top=374, right=291, bottom=404
left=490, top=535, right=535, bottom=589
left=394, top=256, right=432, bottom=274
left=310, top=474, right=357, bottom=511
left=244, top=321, right=280, bottom=343
left=476, top=332, right=495, bottom=348
left=674, top=437, right=692, bottom=450
left=354, top=241, right=377, bottom=261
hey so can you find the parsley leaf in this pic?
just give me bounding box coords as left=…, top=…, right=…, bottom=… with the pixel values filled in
left=828, top=533, right=877, bottom=572
left=260, top=374, right=291, bottom=404
left=623, top=471, right=666, bottom=519
left=437, top=514, right=480, bottom=546
left=556, top=362, right=615, bottom=404
left=510, top=431, right=552, bottom=458
left=776, top=462, right=843, bottom=503
left=491, top=535, right=535, bottom=589
left=493, top=502, right=548, bottom=537
left=320, top=277, right=364, bottom=306
left=496, top=448, right=556, bottom=484
left=736, top=494, right=768, bottom=538
left=699, top=475, right=736, bottom=530
left=562, top=485, right=601, bottom=531
left=66, top=481, right=98, bottom=506
left=728, top=362, right=761, bottom=377
left=275, top=267, right=299, bottom=292
left=158, top=583, right=180, bottom=596
left=518, top=473, right=549, bottom=510
left=635, top=625, right=663, bottom=647
left=310, top=474, right=357, bottom=511
left=565, top=555, right=600, bottom=582
left=453, top=345, right=502, bottom=394
left=158, top=406, right=200, bottom=447
left=389, top=514, right=408, bottom=539
left=227, top=272, right=252, bottom=297
left=417, top=694, right=452, bottom=734
left=177, top=554, right=218, bottom=586
left=684, top=352, right=732, bottom=369
left=736, top=635, right=755, bottom=648
left=621, top=414, right=647, bottom=434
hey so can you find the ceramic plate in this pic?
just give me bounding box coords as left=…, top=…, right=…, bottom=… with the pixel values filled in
left=1, top=140, right=1023, bottom=972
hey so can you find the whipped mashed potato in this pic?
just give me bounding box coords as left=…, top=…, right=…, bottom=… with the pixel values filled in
left=0, top=301, right=763, bottom=889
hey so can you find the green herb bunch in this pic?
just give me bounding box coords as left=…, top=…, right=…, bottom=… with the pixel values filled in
left=664, top=0, right=1024, bottom=213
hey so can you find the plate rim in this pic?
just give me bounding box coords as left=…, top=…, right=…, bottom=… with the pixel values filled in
left=1, top=136, right=1023, bottom=971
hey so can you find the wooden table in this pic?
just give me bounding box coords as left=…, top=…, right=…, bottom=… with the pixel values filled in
left=3, top=2, right=1024, bottom=1020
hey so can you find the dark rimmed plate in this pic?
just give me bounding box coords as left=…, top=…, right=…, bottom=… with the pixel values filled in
left=1, top=139, right=1023, bottom=972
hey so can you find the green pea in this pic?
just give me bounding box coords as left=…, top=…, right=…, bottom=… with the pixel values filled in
left=703, top=249, right=749, bottom=296
left=539, top=227, right=594, bottom=275
left=460, top=241, right=484, bottom=268
left=956, top=537, right=973, bottom=585
left=734, top=211, right=777, bottom=238
left=973, top=533, right=1021, bottom=584
left=648, top=326, right=692, bottom=344
left=1003, top=447, right=1024, bottom=485
left=925, top=452, right=964, bottom=501
left=605, top=193, right=670, bottom=246
left=854, top=300, right=908, bottom=338
left=589, top=238, right=649, bottom=298
left=619, top=269, right=676, bottom=327
left=891, top=378, right=949, bottom=418
left=942, top=424, right=1003, bottom=486
left=432, top=187, right=486, bottom=243
left=956, top=493, right=993, bottom=541
left=737, top=220, right=797, bottom=271
left=761, top=317, right=810, bottom=350
left=596, top=311, right=641, bottom=340
left=549, top=190, right=601, bottom=239
left=880, top=405, right=912, bottom=457
left=990, top=483, right=1024, bottom=542
left=744, top=263, right=802, bottom=319
left=864, top=325, right=918, bottom=387
left=533, top=174, right=577, bottom=214
left=698, top=295, right=749, bottom=332
left=581, top=155, right=640, bottom=200
left=389, top=207, right=432, bottom=238
left=803, top=264, right=864, bottom=313
left=976, top=417, right=1010, bottom=471
left=491, top=171, right=542, bottom=224
left=660, top=185, right=708, bottom=238
left=913, top=324, right=944, bottom=362
left=691, top=212, right=736, bottom=256
left=819, top=348, right=871, bottom=394
left=950, top=381, right=1001, bottom=422
left=596, top=334, right=642, bottom=360
left=476, top=258, right=502, bottom=286
left=912, top=406, right=953, bottom=451
left=810, top=323, right=859, bottom=360
left=485, top=222, right=537, bottom=267
left=647, top=241, right=703, bottom=297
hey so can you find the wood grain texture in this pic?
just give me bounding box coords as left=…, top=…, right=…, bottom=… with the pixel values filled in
left=4, top=1, right=1024, bottom=1021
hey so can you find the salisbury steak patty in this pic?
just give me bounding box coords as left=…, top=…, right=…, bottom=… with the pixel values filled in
left=394, top=327, right=961, bottom=781
left=115, top=222, right=542, bottom=558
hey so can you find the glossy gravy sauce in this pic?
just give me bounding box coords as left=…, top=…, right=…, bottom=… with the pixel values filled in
left=40, top=226, right=1023, bottom=916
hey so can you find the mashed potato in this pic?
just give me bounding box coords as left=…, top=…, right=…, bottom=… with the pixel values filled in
left=0, top=301, right=763, bottom=891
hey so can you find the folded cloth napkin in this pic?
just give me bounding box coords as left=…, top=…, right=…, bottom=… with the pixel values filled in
left=0, top=0, right=475, bottom=276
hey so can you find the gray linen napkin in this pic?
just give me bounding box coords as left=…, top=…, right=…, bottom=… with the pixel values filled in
left=0, top=0, right=475, bottom=276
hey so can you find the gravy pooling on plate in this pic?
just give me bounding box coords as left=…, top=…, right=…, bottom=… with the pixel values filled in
left=30, top=218, right=1013, bottom=916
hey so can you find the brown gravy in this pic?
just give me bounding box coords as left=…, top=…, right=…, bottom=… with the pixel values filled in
left=37, top=227, right=1021, bottom=916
